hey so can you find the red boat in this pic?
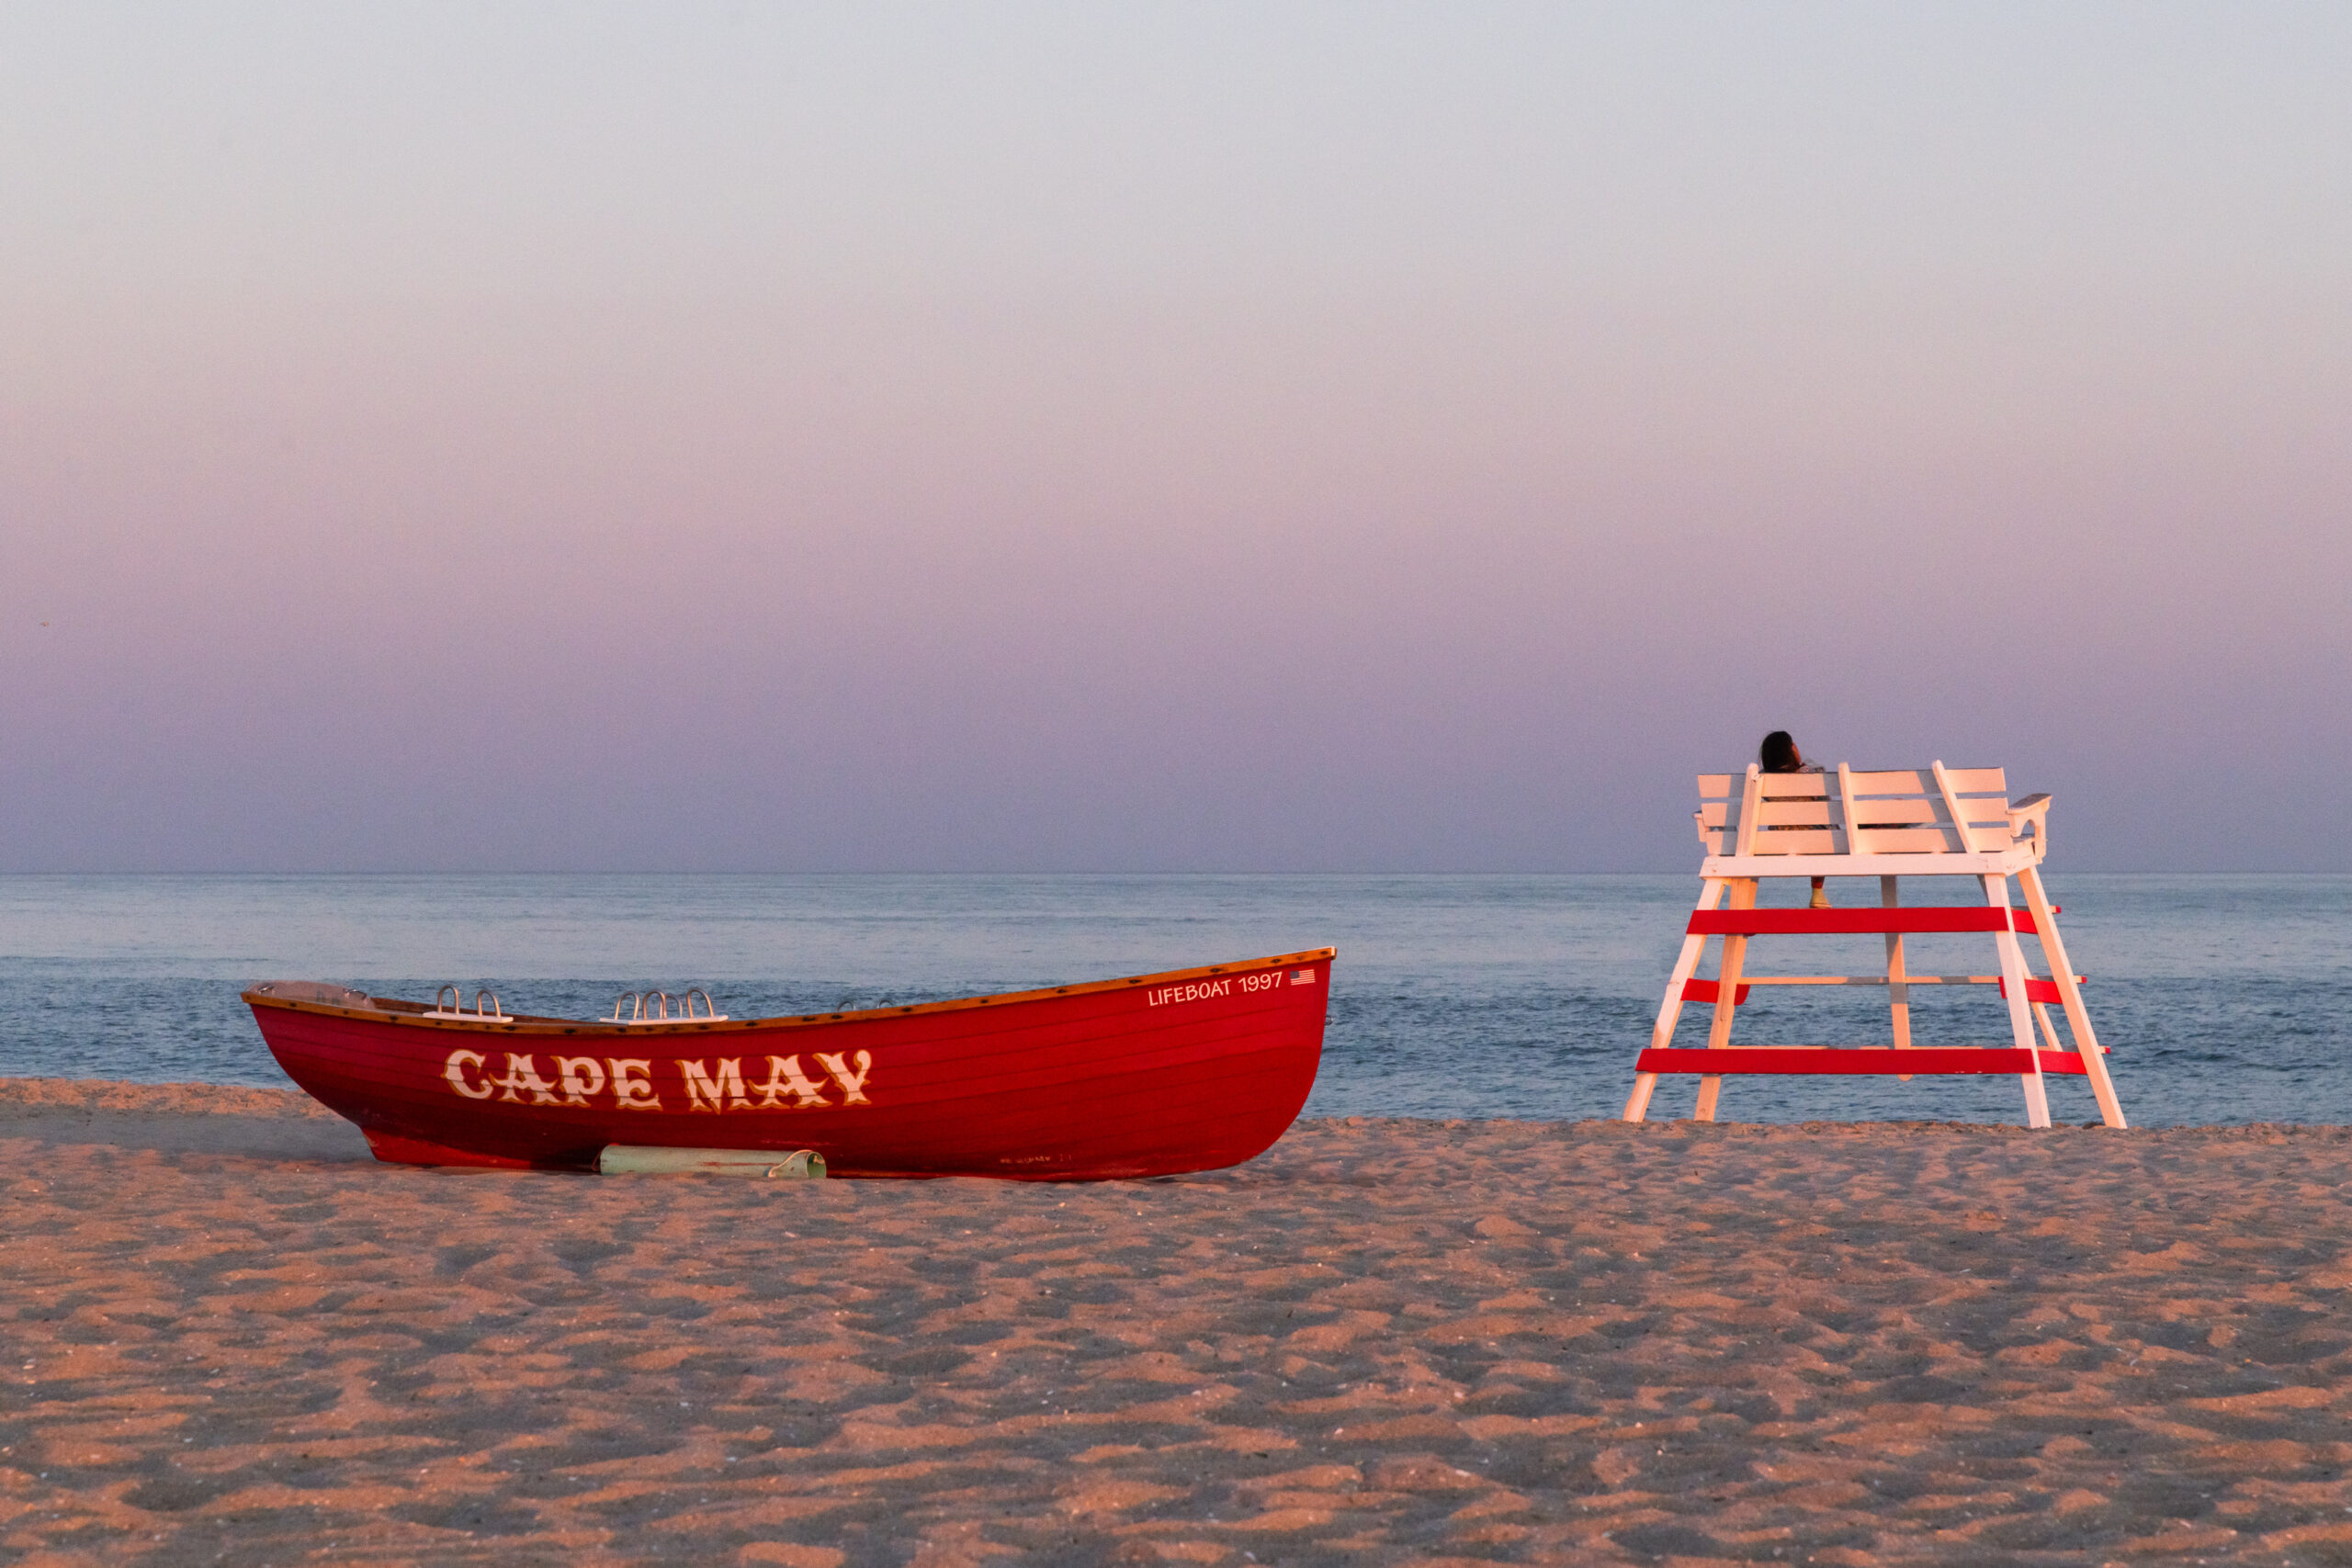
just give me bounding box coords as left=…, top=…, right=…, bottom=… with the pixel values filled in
left=244, top=947, right=1334, bottom=1179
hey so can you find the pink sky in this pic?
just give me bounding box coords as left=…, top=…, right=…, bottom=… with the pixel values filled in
left=4, top=4, right=2347, bottom=871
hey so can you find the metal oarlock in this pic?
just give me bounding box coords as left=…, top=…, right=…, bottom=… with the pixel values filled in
left=606, top=987, right=729, bottom=1024
left=425, top=985, right=507, bottom=1021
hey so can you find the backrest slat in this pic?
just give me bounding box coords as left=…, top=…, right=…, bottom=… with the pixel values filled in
left=1836, top=763, right=1866, bottom=854
left=1843, top=768, right=1933, bottom=794
left=1752, top=798, right=1836, bottom=827
left=1695, top=761, right=2021, bottom=859
left=1755, top=772, right=1833, bottom=796
left=1844, top=766, right=2007, bottom=795
left=1939, top=766, right=2007, bottom=795
left=1742, top=829, right=1841, bottom=855
left=1733, top=765, right=1763, bottom=857
left=1933, top=760, right=2015, bottom=852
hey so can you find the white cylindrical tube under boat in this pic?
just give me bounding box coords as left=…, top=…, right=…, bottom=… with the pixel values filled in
left=596, top=1145, right=826, bottom=1179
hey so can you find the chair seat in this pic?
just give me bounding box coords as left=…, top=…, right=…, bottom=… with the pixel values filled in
left=1702, top=844, right=2040, bottom=878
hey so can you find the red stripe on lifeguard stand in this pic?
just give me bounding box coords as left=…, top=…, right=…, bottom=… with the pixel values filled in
left=1684, top=906, right=2059, bottom=937
left=1689, top=908, right=2012, bottom=936
left=1635, top=1047, right=2092, bottom=1077
left=2000, top=976, right=2085, bottom=1007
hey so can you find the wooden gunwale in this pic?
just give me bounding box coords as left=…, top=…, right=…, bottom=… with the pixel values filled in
left=243, top=947, right=1339, bottom=1037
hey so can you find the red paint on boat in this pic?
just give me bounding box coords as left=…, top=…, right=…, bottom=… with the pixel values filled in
left=244, top=948, right=1333, bottom=1179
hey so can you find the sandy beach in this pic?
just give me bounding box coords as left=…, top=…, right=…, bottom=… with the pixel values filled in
left=5, top=1079, right=2350, bottom=1566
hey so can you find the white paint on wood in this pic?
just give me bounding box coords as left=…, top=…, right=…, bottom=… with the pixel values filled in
left=1703, top=846, right=2040, bottom=877
left=1843, top=767, right=2008, bottom=795
left=1733, top=764, right=1763, bottom=858
left=1984, top=872, right=2052, bottom=1127
left=1694, top=877, right=1757, bottom=1122
left=1883, top=874, right=1913, bottom=1078
left=1626, top=876, right=1728, bottom=1122
left=2019, top=863, right=2126, bottom=1128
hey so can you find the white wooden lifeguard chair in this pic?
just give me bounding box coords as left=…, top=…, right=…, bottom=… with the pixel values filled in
left=1622, top=761, right=2126, bottom=1129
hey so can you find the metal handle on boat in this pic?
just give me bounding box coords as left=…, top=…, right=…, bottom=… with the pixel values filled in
left=605, top=987, right=729, bottom=1024
left=608, top=989, right=671, bottom=1021
left=426, top=983, right=507, bottom=1021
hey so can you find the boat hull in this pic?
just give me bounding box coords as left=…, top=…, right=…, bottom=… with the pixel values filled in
left=245, top=949, right=1332, bottom=1179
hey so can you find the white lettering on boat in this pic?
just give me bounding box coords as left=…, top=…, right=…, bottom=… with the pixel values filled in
left=437, top=1047, right=873, bottom=1112
left=1148, top=979, right=1228, bottom=1007
left=556, top=1055, right=605, bottom=1105
left=445, top=1049, right=492, bottom=1099
left=1147, top=970, right=1290, bottom=1007
left=815, top=1050, right=873, bottom=1105
left=492, top=1054, right=562, bottom=1105
left=608, top=1058, right=662, bottom=1110
left=752, top=1054, right=829, bottom=1109
left=680, top=1058, right=752, bottom=1112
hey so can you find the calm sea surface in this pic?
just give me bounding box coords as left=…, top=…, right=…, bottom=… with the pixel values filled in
left=0, top=874, right=2345, bottom=1126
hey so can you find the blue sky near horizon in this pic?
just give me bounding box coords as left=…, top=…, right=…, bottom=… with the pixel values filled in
left=4, top=3, right=2347, bottom=874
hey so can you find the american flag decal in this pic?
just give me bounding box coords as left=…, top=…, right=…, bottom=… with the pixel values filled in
left=1291, top=969, right=1316, bottom=984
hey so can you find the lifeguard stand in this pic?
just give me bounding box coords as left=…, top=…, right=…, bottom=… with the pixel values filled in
left=1622, top=761, right=2126, bottom=1129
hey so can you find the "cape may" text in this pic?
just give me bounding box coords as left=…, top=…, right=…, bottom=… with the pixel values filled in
left=443, top=1050, right=873, bottom=1111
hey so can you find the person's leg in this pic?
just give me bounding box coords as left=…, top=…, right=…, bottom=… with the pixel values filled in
left=1810, top=875, right=1829, bottom=909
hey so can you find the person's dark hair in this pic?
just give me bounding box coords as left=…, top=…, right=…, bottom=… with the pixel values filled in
left=1759, top=731, right=1801, bottom=773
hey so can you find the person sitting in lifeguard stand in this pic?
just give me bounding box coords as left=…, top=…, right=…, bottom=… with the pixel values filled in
left=1759, top=730, right=1832, bottom=909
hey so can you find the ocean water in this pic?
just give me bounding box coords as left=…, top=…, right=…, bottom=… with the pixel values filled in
left=0, top=874, right=2345, bottom=1127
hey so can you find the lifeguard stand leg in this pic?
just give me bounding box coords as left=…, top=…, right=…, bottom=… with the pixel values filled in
left=1882, top=875, right=1913, bottom=1080
left=1623, top=877, right=1729, bottom=1122
left=2018, top=863, right=2127, bottom=1128
left=1984, top=874, right=2052, bottom=1128
left=1692, top=878, right=1756, bottom=1122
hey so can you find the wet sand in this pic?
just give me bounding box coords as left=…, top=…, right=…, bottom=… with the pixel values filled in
left=5, top=1077, right=2350, bottom=1566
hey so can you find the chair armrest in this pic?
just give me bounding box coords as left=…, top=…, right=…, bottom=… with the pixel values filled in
left=2007, top=793, right=2052, bottom=845
left=1694, top=810, right=1713, bottom=847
